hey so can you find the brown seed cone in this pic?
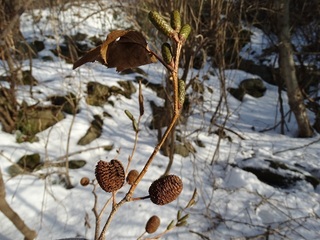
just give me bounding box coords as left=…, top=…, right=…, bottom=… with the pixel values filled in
left=145, top=215, right=161, bottom=234
left=80, top=177, right=90, bottom=186
left=95, top=159, right=125, bottom=192
left=149, top=175, right=183, bottom=205
left=126, top=169, right=139, bottom=185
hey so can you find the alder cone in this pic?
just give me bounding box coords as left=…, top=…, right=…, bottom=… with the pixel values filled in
left=145, top=215, right=161, bottom=234
left=149, top=175, right=183, bottom=205
left=95, top=159, right=125, bottom=192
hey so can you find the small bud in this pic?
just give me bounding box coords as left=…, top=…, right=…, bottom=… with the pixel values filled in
left=145, top=215, right=161, bottom=234
left=124, top=110, right=134, bottom=120
left=176, top=220, right=188, bottom=227
left=178, top=79, right=186, bottom=109
left=177, top=210, right=182, bottom=221
left=166, top=220, right=176, bottom=230
left=170, top=10, right=181, bottom=31
left=161, top=43, right=173, bottom=65
left=138, top=84, right=144, bottom=116
left=149, top=11, right=176, bottom=38
left=126, top=169, right=139, bottom=185
left=132, top=119, right=139, bottom=132
left=185, top=188, right=197, bottom=208
left=179, top=24, right=191, bottom=42
left=178, top=214, right=189, bottom=222
left=125, top=110, right=139, bottom=132
left=186, top=199, right=196, bottom=208
left=80, top=177, right=90, bottom=186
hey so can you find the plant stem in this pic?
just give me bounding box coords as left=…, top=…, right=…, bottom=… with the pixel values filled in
left=97, top=40, right=184, bottom=240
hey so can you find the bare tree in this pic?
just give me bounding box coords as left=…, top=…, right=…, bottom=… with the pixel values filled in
left=276, top=0, right=314, bottom=137
left=0, top=0, right=32, bottom=133
left=0, top=1, right=37, bottom=238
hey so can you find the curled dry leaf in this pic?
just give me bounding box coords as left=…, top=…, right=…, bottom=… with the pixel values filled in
left=73, top=30, right=157, bottom=71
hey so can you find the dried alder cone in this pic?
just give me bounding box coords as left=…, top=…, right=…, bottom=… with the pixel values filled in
left=149, top=175, right=183, bottom=205
left=145, top=215, right=161, bottom=234
left=95, top=159, right=125, bottom=192
left=73, top=30, right=157, bottom=71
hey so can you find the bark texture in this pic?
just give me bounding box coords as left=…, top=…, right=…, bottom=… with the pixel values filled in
left=277, top=0, right=314, bottom=137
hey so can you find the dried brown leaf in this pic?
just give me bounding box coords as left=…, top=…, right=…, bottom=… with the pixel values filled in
left=73, top=30, right=157, bottom=72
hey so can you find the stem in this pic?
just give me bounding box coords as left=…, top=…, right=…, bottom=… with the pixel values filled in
left=64, top=112, right=77, bottom=188
left=126, top=114, right=142, bottom=174
left=98, top=35, right=184, bottom=240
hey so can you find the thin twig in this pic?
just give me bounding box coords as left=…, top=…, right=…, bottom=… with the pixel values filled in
left=55, top=145, right=114, bottom=161
left=274, top=137, right=320, bottom=155
left=125, top=82, right=144, bottom=174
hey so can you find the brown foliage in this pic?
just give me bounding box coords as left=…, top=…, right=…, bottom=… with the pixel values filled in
left=73, top=30, right=157, bottom=71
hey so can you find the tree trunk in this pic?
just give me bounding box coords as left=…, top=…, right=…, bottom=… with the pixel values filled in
left=276, top=0, right=314, bottom=137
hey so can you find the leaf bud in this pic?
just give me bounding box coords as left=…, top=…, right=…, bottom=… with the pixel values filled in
left=166, top=220, right=176, bottom=230
left=124, top=109, right=134, bottom=120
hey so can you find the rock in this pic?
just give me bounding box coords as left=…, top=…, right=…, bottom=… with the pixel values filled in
left=236, top=158, right=320, bottom=189
left=239, top=78, right=266, bottom=98
left=228, top=78, right=266, bottom=101
left=228, top=87, right=245, bottom=101
left=86, top=81, right=136, bottom=106
left=8, top=153, right=41, bottom=177
left=117, top=80, right=136, bottom=98
left=77, top=115, right=103, bottom=145
left=49, top=92, right=79, bottom=114
left=17, top=103, right=65, bottom=138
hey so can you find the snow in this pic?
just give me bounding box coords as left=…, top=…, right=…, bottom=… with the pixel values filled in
left=0, top=2, right=320, bottom=240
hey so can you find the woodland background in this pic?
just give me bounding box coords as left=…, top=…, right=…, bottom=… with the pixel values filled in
left=0, top=0, right=320, bottom=239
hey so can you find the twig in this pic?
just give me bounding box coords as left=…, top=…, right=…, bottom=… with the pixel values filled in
left=210, top=122, right=246, bottom=140
left=97, top=33, right=185, bottom=240
left=273, top=137, right=320, bottom=155
left=189, top=230, right=210, bottom=240
left=55, top=144, right=114, bottom=161
left=125, top=81, right=144, bottom=174
left=92, top=181, right=112, bottom=240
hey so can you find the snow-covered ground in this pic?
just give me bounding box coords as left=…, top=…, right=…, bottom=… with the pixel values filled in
left=0, top=1, right=319, bottom=240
